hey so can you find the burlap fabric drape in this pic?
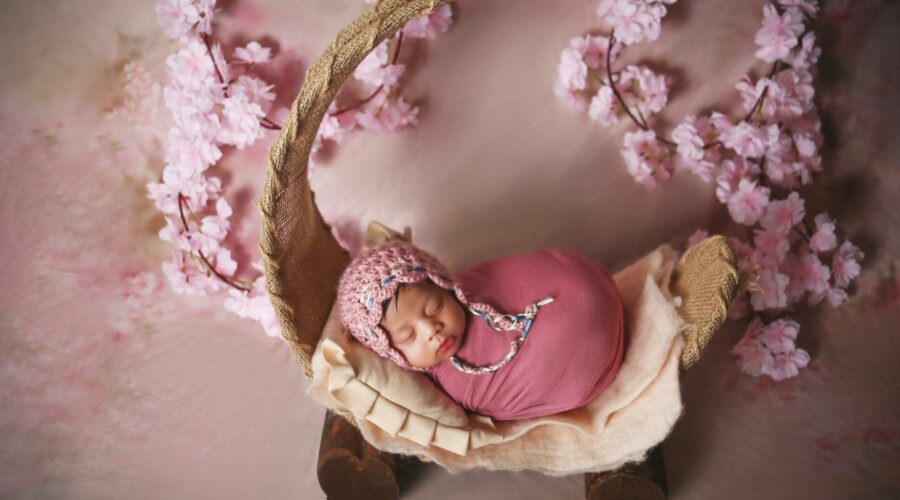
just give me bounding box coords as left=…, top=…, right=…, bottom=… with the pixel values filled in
left=259, top=0, right=747, bottom=391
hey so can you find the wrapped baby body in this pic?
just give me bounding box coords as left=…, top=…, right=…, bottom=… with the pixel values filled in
left=337, top=242, right=625, bottom=423
left=427, top=249, right=626, bottom=421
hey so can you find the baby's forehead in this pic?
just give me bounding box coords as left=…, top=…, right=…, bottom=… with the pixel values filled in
left=381, top=281, right=436, bottom=318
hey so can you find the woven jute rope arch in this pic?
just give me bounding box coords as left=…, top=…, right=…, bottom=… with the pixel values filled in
left=259, top=0, right=453, bottom=381
left=259, top=0, right=748, bottom=390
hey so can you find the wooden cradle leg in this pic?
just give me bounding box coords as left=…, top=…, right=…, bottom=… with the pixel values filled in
left=584, top=443, right=667, bottom=500
left=317, top=410, right=400, bottom=500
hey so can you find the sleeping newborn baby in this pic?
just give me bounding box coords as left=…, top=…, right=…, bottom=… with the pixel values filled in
left=337, top=241, right=625, bottom=421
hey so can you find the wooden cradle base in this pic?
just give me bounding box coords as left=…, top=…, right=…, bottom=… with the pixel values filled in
left=317, top=409, right=666, bottom=500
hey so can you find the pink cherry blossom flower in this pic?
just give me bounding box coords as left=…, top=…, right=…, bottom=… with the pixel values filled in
left=621, top=129, right=672, bottom=188
left=219, top=93, right=266, bottom=148
left=557, top=42, right=589, bottom=92
left=234, top=41, right=272, bottom=64
left=588, top=86, right=619, bottom=126
left=809, top=212, right=837, bottom=253
left=314, top=102, right=359, bottom=154
left=164, top=126, right=222, bottom=175
left=776, top=68, right=815, bottom=115
left=582, top=35, right=620, bottom=70
left=619, top=65, right=669, bottom=118
left=159, top=164, right=222, bottom=213
left=831, top=240, right=864, bottom=287
left=673, top=115, right=718, bottom=183
left=763, top=127, right=819, bottom=190
left=212, top=247, right=237, bottom=276
left=730, top=236, right=757, bottom=273
left=166, top=39, right=217, bottom=86
left=554, top=78, right=590, bottom=113
left=357, top=95, right=419, bottom=133
left=147, top=181, right=181, bottom=215
left=158, top=216, right=196, bottom=253
left=223, top=280, right=282, bottom=338
left=230, top=74, right=275, bottom=114
left=825, top=286, right=848, bottom=307
left=162, top=251, right=222, bottom=295
left=726, top=178, right=771, bottom=226
left=753, top=227, right=791, bottom=266
left=760, top=191, right=805, bottom=236
left=163, top=79, right=222, bottom=129
left=719, top=122, right=774, bottom=158
left=597, top=0, right=671, bottom=46
left=754, top=4, right=805, bottom=63
left=354, top=39, right=406, bottom=88
left=735, top=76, right=769, bottom=116
left=751, top=266, right=790, bottom=311
left=737, top=77, right=793, bottom=124
left=708, top=111, right=734, bottom=133
left=785, top=32, right=821, bottom=70
left=732, top=319, right=775, bottom=377
left=672, top=115, right=705, bottom=161
left=401, top=4, right=453, bottom=40
left=715, top=156, right=761, bottom=204
left=757, top=318, right=799, bottom=353
left=766, top=348, right=810, bottom=380
left=156, top=0, right=215, bottom=41
left=200, top=198, right=232, bottom=241
left=789, top=248, right=832, bottom=305
left=557, top=34, right=619, bottom=92
left=763, top=159, right=803, bottom=190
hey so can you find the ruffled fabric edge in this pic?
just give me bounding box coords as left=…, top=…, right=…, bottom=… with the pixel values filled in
left=312, top=335, right=505, bottom=456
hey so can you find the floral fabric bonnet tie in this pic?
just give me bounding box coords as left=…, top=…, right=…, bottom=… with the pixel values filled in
left=337, top=241, right=554, bottom=374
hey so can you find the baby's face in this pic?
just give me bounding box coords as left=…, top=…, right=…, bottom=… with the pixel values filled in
left=380, top=280, right=467, bottom=369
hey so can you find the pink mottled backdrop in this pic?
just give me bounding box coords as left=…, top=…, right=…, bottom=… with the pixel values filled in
left=1, top=0, right=898, bottom=499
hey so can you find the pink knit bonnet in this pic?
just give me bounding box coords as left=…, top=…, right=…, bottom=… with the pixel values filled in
left=337, top=241, right=481, bottom=371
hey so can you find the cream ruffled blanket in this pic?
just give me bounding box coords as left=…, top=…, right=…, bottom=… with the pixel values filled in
left=309, top=244, right=687, bottom=476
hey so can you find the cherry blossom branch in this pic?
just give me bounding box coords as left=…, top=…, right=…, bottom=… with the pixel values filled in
left=743, top=61, right=782, bottom=123
left=606, top=34, right=649, bottom=132
left=334, top=32, right=405, bottom=116
left=201, top=33, right=285, bottom=130
left=606, top=33, right=678, bottom=148
left=177, top=193, right=252, bottom=293
left=260, top=117, right=281, bottom=129
left=201, top=32, right=229, bottom=98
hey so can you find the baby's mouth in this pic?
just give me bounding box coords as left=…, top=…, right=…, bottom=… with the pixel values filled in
left=437, top=336, right=456, bottom=354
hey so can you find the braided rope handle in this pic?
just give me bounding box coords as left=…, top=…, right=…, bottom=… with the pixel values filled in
left=259, top=0, right=453, bottom=379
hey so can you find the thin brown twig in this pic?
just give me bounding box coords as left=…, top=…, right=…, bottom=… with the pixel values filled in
left=743, top=61, right=782, bottom=123
left=201, top=32, right=229, bottom=98
left=606, top=33, right=649, bottom=132
left=334, top=32, right=405, bottom=116
left=177, top=193, right=252, bottom=292
left=604, top=33, right=678, bottom=148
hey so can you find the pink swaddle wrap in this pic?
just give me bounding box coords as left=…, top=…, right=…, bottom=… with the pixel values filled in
left=427, top=249, right=626, bottom=421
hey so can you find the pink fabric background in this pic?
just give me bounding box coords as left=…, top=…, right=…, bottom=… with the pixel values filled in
left=1, top=0, right=897, bottom=498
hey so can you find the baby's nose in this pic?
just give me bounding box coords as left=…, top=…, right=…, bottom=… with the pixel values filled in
left=422, top=319, right=441, bottom=338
